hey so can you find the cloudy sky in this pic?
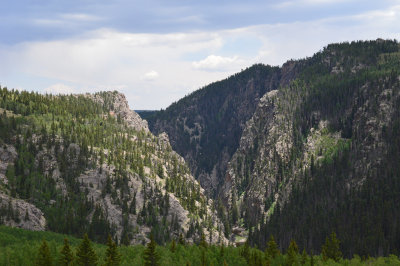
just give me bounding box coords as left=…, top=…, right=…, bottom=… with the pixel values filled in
left=1, top=0, right=400, bottom=109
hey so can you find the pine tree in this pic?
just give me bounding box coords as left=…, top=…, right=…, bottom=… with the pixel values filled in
left=300, top=249, right=307, bottom=265
left=170, top=239, right=176, bottom=253
left=59, top=238, right=74, bottom=266
left=35, top=239, right=53, bottom=266
left=201, top=249, right=207, bottom=266
left=143, top=234, right=160, bottom=266
left=310, top=250, right=314, bottom=266
left=178, top=233, right=185, bottom=246
left=76, top=234, right=98, bottom=266
left=220, top=243, right=225, bottom=259
left=24, top=209, right=29, bottom=221
left=241, top=240, right=250, bottom=263
left=104, top=235, right=121, bottom=266
left=265, top=235, right=280, bottom=259
left=286, top=240, right=299, bottom=266
left=321, top=232, right=342, bottom=262
left=199, top=233, right=208, bottom=249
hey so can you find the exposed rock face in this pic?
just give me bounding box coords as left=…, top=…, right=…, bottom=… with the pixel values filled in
left=223, top=40, right=400, bottom=255
left=0, top=144, right=46, bottom=231
left=0, top=192, right=46, bottom=231
left=35, top=146, right=68, bottom=196
left=144, top=61, right=307, bottom=200
left=0, top=144, right=17, bottom=184
left=75, top=138, right=226, bottom=245
left=146, top=65, right=282, bottom=197
left=0, top=90, right=226, bottom=245
left=223, top=89, right=293, bottom=222
left=86, top=91, right=149, bottom=132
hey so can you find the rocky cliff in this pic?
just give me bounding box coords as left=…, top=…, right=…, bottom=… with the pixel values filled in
left=0, top=90, right=226, bottom=245
left=227, top=40, right=400, bottom=256
left=0, top=144, right=46, bottom=231
left=85, top=91, right=149, bottom=132
left=144, top=65, right=282, bottom=197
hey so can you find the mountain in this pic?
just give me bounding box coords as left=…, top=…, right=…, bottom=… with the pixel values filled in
left=1, top=39, right=400, bottom=260
left=0, top=90, right=227, bottom=245
left=144, top=39, right=400, bottom=256
left=144, top=64, right=285, bottom=197
left=239, top=39, right=400, bottom=257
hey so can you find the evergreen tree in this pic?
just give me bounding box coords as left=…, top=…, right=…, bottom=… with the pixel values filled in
left=201, top=248, right=207, bottom=266
left=321, top=232, right=342, bottom=262
left=220, top=243, right=225, bottom=259
left=24, top=209, right=29, bottom=221
left=76, top=234, right=98, bottom=266
left=300, top=249, right=307, bottom=265
left=310, top=251, right=314, bottom=266
left=286, top=240, right=299, bottom=266
left=59, top=238, right=74, bottom=266
left=143, top=234, right=160, bottom=266
left=178, top=233, right=185, bottom=246
left=199, top=233, right=207, bottom=249
left=241, top=240, right=250, bottom=263
left=35, top=239, right=53, bottom=266
left=170, top=239, right=176, bottom=253
left=104, top=235, right=121, bottom=266
left=265, top=235, right=280, bottom=259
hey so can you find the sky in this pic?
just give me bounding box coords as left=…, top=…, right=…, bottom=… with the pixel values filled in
left=1, top=1, right=400, bottom=109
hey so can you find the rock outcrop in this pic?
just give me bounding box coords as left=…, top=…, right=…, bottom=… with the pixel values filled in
left=0, top=144, right=46, bottom=231
left=0, top=192, right=46, bottom=231
left=85, top=91, right=149, bottom=132
left=0, top=144, right=17, bottom=185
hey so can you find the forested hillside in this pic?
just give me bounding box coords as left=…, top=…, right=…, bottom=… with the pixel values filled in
left=0, top=90, right=226, bottom=246
left=144, top=64, right=283, bottom=197
left=224, top=40, right=400, bottom=257
left=143, top=39, right=400, bottom=257
left=1, top=39, right=400, bottom=263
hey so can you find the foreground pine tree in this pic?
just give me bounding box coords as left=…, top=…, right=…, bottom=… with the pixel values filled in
left=35, top=239, right=53, bottom=266
left=321, top=232, right=342, bottom=262
left=265, top=235, right=280, bottom=259
left=170, top=239, right=176, bottom=253
left=104, top=235, right=121, bottom=266
left=144, top=234, right=160, bottom=266
left=199, top=233, right=207, bottom=249
left=301, top=249, right=308, bottom=265
left=178, top=233, right=185, bottom=246
left=286, top=239, right=299, bottom=266
left=241, top=240, right=250, bottom=263
left=76, top=234, right=98, bottom=266
left=59, top=238, right=74, bottom=266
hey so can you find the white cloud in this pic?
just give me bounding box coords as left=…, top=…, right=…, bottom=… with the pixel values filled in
left=44, top=83, right=76, bottom=94
left=33, top=13, right=102, bottom=28
left=1, top=3, right=400, bottom=109
left=143, top=70, right=159, bottom=81
left=192, top=55, right=240, bottom=71
left=60, top=13, right=101, bottom=22
left=274, top=0, right=350, bottom=9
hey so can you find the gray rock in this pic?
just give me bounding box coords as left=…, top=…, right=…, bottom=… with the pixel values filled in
left=85, top=91, right=149, bottom=132
left=0, top=192, right=46, bottom=231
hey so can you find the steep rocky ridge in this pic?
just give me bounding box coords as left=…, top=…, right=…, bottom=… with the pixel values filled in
left=85, top=91, right=149, bottom=132
left=226, top=40, right=400, bottom=256
left=142, top=39, right=400, bottom=254
left=0, top=90, right=226, bottom=245
left=144, top=64, right=282, bottom=196
left=0, top=144, right=46, bottom=230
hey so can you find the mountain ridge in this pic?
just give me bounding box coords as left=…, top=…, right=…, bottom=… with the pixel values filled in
left=143, top=39, right=400, bottom=256
left=0, top=90, right=227, bottom=245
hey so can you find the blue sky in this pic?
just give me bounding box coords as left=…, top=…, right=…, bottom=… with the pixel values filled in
left=1, top=0, right=400, bottom=109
